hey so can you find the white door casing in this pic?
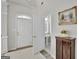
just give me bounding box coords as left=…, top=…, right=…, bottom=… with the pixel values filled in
left=33, top=9, right=45, bottom=54
left=1, top=36, right=8, bottom=54
left=1, top=1, right=8, bottom=54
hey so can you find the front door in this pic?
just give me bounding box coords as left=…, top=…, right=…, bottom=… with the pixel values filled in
left=16, top=18, right=32, bottom=48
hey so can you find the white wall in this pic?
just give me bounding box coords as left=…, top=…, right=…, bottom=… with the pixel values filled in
left=49, top=0, right=77, bottom=59
left=7, top=2, right=33, bottom=50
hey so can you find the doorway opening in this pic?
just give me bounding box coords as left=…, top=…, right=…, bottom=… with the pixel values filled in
left=44, top=15, right=51, bottom=52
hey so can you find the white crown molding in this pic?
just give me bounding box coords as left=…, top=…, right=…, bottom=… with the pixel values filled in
left=8, top=0, right=36, bottom=9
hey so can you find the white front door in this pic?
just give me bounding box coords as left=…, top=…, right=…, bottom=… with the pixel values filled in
left=16, top=18, right=32, bottom=48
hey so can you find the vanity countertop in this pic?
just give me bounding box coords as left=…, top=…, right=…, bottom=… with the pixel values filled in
left=55, top=36, right=76, bottom=40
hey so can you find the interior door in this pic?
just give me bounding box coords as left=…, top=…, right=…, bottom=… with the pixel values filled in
left=16, top=18, right=32, bottom=48
left=33, top=12, right=45, bottom=54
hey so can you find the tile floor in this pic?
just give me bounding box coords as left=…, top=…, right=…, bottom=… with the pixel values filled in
left=4, top=47, right=46, bottom=59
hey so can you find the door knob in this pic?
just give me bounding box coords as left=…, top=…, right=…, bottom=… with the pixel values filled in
left=32, top=35, right=36, bottom=38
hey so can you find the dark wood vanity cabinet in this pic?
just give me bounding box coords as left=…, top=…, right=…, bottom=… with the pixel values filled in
left=56, top=37, right=75, bottom=59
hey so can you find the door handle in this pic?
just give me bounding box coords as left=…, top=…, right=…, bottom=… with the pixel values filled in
left=32, top=35, right=36, bottom=38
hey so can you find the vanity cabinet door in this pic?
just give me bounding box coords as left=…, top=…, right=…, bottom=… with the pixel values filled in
left=62, top=40, right=71, bottom=59
left=56, top=39, right=62, bottom=59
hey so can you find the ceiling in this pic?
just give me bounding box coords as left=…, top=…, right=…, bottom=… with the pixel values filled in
left=7, top=0, right=37, bottom=8
left=7, top=0, right=52, bottom=9
left=2, top=0, right=53, bottom=17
